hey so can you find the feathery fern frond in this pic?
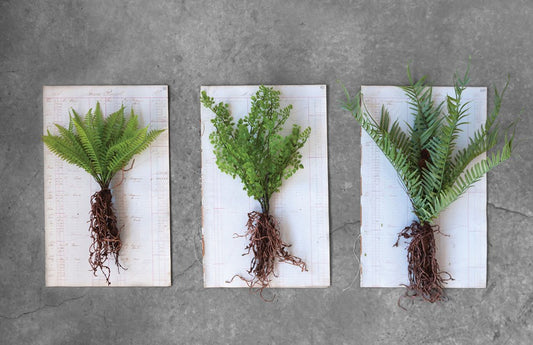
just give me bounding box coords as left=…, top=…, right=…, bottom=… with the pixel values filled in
left=70, top=111, right=104, bottom=176
left=105, top=127, right=164, bottom=180
left=43, top=132, right=95, bottom=177
left=102, top=106, right=126, bottom=146
left=43, top=102, right=164, bottom=188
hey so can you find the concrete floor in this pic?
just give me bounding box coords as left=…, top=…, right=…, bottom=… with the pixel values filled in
left=1, top=0, right=532, bottom=344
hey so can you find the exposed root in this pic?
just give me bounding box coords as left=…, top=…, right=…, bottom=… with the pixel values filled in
left=227, top=211, right=307, bottom=301
left=394, top=221, right=453, bottom=304
left=88, top=188, right=124, bottom=285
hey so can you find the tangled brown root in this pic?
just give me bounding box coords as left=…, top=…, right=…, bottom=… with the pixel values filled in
left=88, top=188, right=123, bottom=285
left=228, top=211, right=307, bottom=300
left=394, top=221, right=453, bottom=304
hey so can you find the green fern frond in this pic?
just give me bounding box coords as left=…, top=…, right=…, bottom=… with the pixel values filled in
left=444, top=80, right=509, bottom=189
left=122, top=110, right=140, bottom=139
left=402, top=65, right=444, bottom=166
left=92, top=102, right=106, bottom=139
left=43, top=102, right=164, bottom=188
left=102, top=106, right=126, bottom=146
left=53, top=124, right=91, bottom=164
left=43, top=133, right=96, bottom=177
left=70, top=112, right=104, bottom=176
left=342, top=63, right=516, bottom=224
left=428, top=133, right=514, bottom=220
left=342, top=88, right=419, bottom=196
left=201, top=86, right=310, bottom=214
left=105, top=127, right=165, bottom=180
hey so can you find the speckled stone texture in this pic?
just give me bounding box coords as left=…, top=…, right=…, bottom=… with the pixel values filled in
left=1, top=0, right=532, bottom=344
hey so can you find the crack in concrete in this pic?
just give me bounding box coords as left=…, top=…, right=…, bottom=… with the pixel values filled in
left=331, top=221, right=360, bottom=234
left=176, top=260, right=200, bottom=278
left=0, top=295, right=85, bottom=320
left=488, top=202, right=532, bottom=218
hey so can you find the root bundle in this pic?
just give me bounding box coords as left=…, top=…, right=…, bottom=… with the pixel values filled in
left=229, top=211, right=307, bottom=300
left=88, top=188, right=123, bottom=285
left=394, top=221, right=452, bottom=303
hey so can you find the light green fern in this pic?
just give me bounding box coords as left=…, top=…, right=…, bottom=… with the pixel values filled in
left=43, top=102, right=164, bottom=188
left=201, top=85, right=311, bottom=214
left=342, top=65, right=515, bottom=224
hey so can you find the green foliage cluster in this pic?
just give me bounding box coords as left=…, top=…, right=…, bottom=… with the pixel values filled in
left=342, top=66, right=515, bottom=223
left=201, top=86, right=311, bottom=214
left=43, top=103, right=164, bottom=188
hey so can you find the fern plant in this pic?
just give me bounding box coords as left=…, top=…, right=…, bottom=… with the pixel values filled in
left=201, top=85, right=311, bottom=298
left=43, top=102, right=164, bottom=284
left=342, top=65, right=515, bottom=303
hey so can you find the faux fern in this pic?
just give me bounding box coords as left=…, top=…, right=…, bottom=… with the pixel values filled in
left=43, top=103, right=164, bottom=284
left=201, top=86, right=311, bottom=298
left=342, top=65, right=515, bottom=302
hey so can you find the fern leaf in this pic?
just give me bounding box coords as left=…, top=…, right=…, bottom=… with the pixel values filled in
left=422, top=75, right=469, bottom=201
left=102, top=106, right=125, bottom=146
left=44, top=103, right=163, bottom=188
left=428, top=134, right=514, bottom=220
left=444, top=81, right=509, bottom=189
left=342, top=90, right=415, bottom=189
left=70, top=112, right=104, bottom=176
left=201, top=86, right=310, bottom=212
left=53, top=124, right=92, bottom=168
left=342, top=63, right=516, bottom=224
left=43, top=134, right=96, bottom=177
left=105, top=127, right=164, bottom=178
left=93, top=102, right=105, bottom=140
left=121, top=109, right=139, bottom=139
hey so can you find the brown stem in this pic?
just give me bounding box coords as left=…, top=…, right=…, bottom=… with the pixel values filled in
left=88, top=188, right=124, bottom=285
left=228, top=211, right=307, bottom=301
left=394, top=221, right=452, bottom=304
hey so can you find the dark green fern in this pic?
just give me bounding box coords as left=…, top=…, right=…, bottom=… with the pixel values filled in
left=342, top=64, right=515, bottom=303
left=342, top=65, right=514, bottom=224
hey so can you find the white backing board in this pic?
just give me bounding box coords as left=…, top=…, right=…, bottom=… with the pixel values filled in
left=360, top=86, right=487, bottom=288
left=201, top=85, right=330, bottom=288
left=43, top=85, right=171, bottom=287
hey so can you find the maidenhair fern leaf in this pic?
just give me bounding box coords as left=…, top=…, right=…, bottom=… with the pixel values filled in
left=200, top=85, right=311, bottom=295
left=201, top=85, right=310, bottom=214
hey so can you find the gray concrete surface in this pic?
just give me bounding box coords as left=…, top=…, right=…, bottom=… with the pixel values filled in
left=1, top=0, right=532, bottom=344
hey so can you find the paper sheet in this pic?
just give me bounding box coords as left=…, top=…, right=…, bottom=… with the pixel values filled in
left=201, top=85, right=330, bottom=288
left=43, top=85, right=171, bottom=287
left=360, top=86, right=487, bottom=288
